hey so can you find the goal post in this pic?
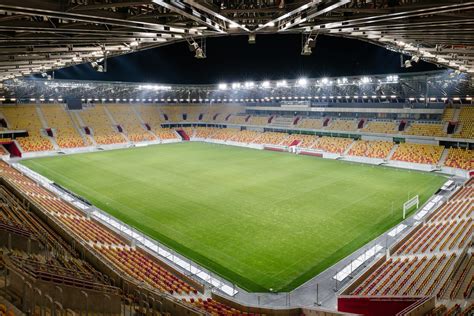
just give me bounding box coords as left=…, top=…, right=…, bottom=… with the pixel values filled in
left=403, top=195, right=419, bottom=219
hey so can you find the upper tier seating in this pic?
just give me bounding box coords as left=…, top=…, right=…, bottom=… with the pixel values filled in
left=107, top=104, right=156, bottom=142
left=159, top=106, right=182, bottom=122
left=248, top=116, right=269, bottom=125
left=362, top=121, right=398, bottom=134
left=327, top=119, right=358, bottom=131
left=391, top=143, right=444, bottom=164
left=454, top=106, right=474, bottom=139
left=297, top=118, right=324, bottom=129
left=311, top=136, right=353, bottom=154
left=404, top=122, right=446, bottom=137
left=348, top=140, right=394, bottom=159
left=442, top=108, right=455, bottom=121
left=444, top=148, right=474, bottom=170
left=1, top=105, right=54, bottom=152
left=41, top=105, right=89, bottom=148
left=227, top=115, right=247, bottom=124
left=79, top=105, right=126, bottom=145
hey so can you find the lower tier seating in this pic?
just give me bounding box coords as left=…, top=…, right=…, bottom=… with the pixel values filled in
left=444, top=148, right=474, bottom=170
left=348, top=140, right=394, bottom=159
left=391, top=143, right=444, bottom=164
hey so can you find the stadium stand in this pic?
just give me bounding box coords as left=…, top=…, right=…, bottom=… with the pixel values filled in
left=107, top=104, right=156, bottom=142
left=0, top=105, right=54, bottom=152
left=391, top=143, right=444, bottom=164
left=311, top=137, right=353, bottom=154
left=327, top=119, right=358, bottom=131
left=227, top=114, right=248, bottom=124
left=285, top=134, right=318, bottom=148
left=454, top=106, right=474, bottom=139
left=41, top=104, right=89, bottom=148
left=444, top=148, right=474, bottom=170
left=208, top=128, right=238, bottom=141
left=193, top=127, right=218, bottom=139
left=253, top=132, right=288, bottom=145
left=362, top=120, right=398, bottom=134
left=231, top=130, right=263, bottom=143
left=247, top=115, right=269, bottom=125
left=297, top=118, right=325, bottom=129
left=348, top=140, right=394, bottom=159
left=78, top=105, right=126, bottom=145
left=350, top=178, right=473, bottom=301
left=404, top=122, right=446, bottom=137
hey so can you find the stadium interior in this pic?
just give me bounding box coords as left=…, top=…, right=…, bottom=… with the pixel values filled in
left=0, top=1, right=473, bottom=316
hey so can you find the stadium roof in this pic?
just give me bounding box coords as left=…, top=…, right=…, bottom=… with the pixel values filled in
left=0, top=0, right=473, bottom=81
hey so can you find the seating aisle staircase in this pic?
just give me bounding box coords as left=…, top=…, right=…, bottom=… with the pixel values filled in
left=343, top=140, right=357, bottom=156
left=104, top=105, right=130, bottom=143
left=72, top=111, right=97, bottom=146
left=65, top=108, right=92, bottom=146
left=386, top=144, right=399, bottom=161
left=131, top=106, right=158, bottom=139
left=36, top=106, right=60, bottom=150
left=176, top=129, right=190, bottom=141
left=437, top=148, right=450, bottom=168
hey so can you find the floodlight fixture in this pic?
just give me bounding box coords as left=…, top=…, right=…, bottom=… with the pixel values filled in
left=261, top=81, right=271, bottom=89
left=297, top=78, right=308, bottom=87
left=218, top=83, right=228, bottom=90
left=276, top=80, right=287, bottom=87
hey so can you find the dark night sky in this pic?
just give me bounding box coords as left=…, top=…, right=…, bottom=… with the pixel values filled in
left=47, top=34, right=439, bottom=84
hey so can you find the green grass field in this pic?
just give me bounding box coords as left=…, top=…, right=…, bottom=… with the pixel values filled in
left=21, top=142, right=446, bottom=292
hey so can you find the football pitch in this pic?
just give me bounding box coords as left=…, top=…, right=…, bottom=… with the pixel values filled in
left=21, top=142, right=446, bottom=292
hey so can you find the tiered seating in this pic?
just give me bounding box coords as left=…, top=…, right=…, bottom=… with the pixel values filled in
left=98, top=248, right=195, bottom=295
left=311, top=137, right=353, bottom=154
left=159, top=106, right=183, bottom=122
left=155, top=128, right=179, bottom=140
left=326, top=119, right=358, bottom=131
left=247, top=116, right=269, bottom=125
left=208, top=105, right=246, bottom=123
left=391, top=143, right=444, bottom=164
left=209, top=128, right=238, bottom=141
left=353, top=254, right=457, bottom=297
left=297, top=118, right=324, bottom=129
left=194, top=127, right=218, bottom=139
left=362, top=121, right=398, bottom=134
left=442, top=108, right=455, bottom=121
left=184, top=297, right=264, bottom=316
left=62, top=217, right=126, bottom=246
left=79, top=106, right=126, bottom=145
left=454, top=106, right=474, bottom=139
left=0, top=105, right=54, bottom=152
left=348, top=140, right=394, bottom=159
left=227, top=115, right=248, bottom=124
left=430, top=200, right=472, bottom=223
left=404, top=123, right=446, bottom=137
left=253, top=132, right=288, bottom=145
left=444, top=148, right=474, bottom=170
left=41, top=105, right=88, bottom=148
left=285, top=134, right=317, bottom=148
left=108, top=104, right=155, bottom=142
left=231, top=130, right=262, bottom=143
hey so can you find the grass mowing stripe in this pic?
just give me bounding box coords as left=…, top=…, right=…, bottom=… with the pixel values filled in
left=21, top=142, right=446, bottom=292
